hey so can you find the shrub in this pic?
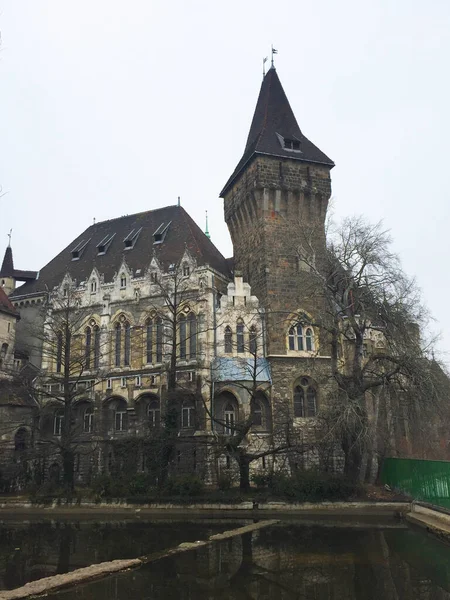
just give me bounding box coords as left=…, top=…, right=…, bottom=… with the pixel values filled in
left=217, top=472, right=232, bottom=491
left=163, top=475, right=204, bottom=497
left=268, top=470, right=362, bottom=502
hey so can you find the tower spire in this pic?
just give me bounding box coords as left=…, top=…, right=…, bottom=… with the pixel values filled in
left=205, top=211, right=211, bottom=239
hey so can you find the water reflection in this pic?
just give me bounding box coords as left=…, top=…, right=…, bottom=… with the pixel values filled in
left=0, top=518, right=247, bottom=591
left=48, top=522, right=450, bottom=600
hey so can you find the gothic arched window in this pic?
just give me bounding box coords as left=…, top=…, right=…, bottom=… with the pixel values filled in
left=236, top=320, right=245, bottom=353
left=188, top=313, right=197, bottom=359
left=114, top=319, right=131, bottom=367
left=179, top=315, right=187, bottom=359
left=85, top=327, right=92, bottom=370
left=224, top=326, right=233, bottom=353
left=251, top=398, right=263, bottom=427
left=224, top=402, right=236, bottom=435
left=56, top=331, right=63, bottom=373
left=293, top=377, right=317, bottom=418
left=54, top=409, right=64, bottom=436
left=156, top=317, right=163, bottom=363
left=115, top=323, right=121, bottom=367
left=124, top=322, right=131, bottom=366
left=83, top=406, right=94, bottom=433
left=288, top=324, right=314, bottom=352
left=147, top=399, right=161, bottom=427
left=146, top=319, right=153, bottom=363
left=93, top=326, right=100, bottom=368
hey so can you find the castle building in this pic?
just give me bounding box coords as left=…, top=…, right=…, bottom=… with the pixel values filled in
left=0, top=65, right=368, bottom=486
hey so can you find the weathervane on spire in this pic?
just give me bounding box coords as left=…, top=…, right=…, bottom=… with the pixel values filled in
left=205, top=211, right=210, bottom=239
left=271, top=45, right=278, bottom=68
left=7, top=229, right=12, bottom=247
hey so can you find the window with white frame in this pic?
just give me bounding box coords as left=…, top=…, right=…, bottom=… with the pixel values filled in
left=224, top=403, right=236, bottom=435
left=83, top=407, right=94, bottom=433
left=54, top=409, right=64, bottom=436
left=181, top=401, right=195, bottom=428
left=147, top=399, right=161, bottom=427
left=288, top=324, right=314, bottom=352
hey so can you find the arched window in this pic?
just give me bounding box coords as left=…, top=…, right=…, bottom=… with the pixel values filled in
left=147, top=399, right=160, bottom=427
left=305, top=328, right=314, bottom=352
left=83, top=406, right=94, bottom=433
left=251, top=398, right=263, bottom=427
left=182, top=400, right=195, bottom=428
left=293, top=377, right=317, bottom=418
left=288, top=324, right=314, bottom=352
left=179, top=315, right=187, bottom=359
left=90, top=279, right=97, bottom=293
left=114, top=319, right=131, bottom=367
left=56, top=331, right=63, bottom=373
left=156, top=317, right=163, bottom=362
left=124, top=322, right=131, bottom=366
left=115, top=323, right=121, bottom=367
left=93, top=326, right=100, bottom=368
left=224, top=326, right=233, bottom=353
left=146, top=319, right=153, bottom=363
left=249, top=326, right=257, bottom=355
left=85, top=327, right=92, bottom=369
left=236, top=320, right=245, bottom=353
left=224, top=402, right=236, bottom=435
left=188, top=313, right=197, bottom=359
left=120, top=274, right=127, bottom=289
left=115, top=401, right=128, bottom=432
left=54, top=409, right=64, bottom=436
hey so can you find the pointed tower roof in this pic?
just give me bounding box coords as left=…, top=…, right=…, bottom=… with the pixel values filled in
left=0, top=246, right=14, bottom=277
left=220, top=67, right=334, bottom=196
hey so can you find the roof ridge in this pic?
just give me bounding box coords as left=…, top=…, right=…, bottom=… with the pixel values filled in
left=87, top=205, right=180, bottom=229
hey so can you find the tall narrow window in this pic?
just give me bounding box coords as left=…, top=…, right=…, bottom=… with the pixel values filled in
left=224, top=403, right=236, bottom=435
left=156, top=318, right=163, bottom=363
left=93, top=326, right=100, bottom=369
left=83, top=407, right=94, bottom=433
left=115, top=323, right=121, bottom=367
left=251, top=399, right=263, bottom=427
left=236, top=320, right=245, bottom=353
left=305, top=328, right=314, bottom=351
left=147, top=400, right=160, bottom=427
left=188, top=313, right=197, bottom=359
left=54, top=409, right=64, bottom=436
left=124, top=322, right=131, bottom=366
left=182, top=401, right=195, bottom=428
left=115, top=405, right=128, bottom=431
left=288, top=324, right=311, bottom=351
left=294, top=377, right=317, bottom=418
left=146, top=319, right=153, bottom=363
left=56, top=332, right=63, bottom=373
left=224, top=326, right=232, bottom=353
left=85, top=327, right=92, bottom=370
left=249, top=326, right=257, bottom=355
left=179, top=315, right=187, bottom=359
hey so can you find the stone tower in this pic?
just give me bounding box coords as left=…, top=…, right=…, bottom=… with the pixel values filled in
left=220, top=66, right=334, bottom=355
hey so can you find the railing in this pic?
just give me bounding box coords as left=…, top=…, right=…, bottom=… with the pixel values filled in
left=381, top=458, right=450, bottom=509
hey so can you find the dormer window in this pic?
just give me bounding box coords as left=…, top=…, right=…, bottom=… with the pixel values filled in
left=90, top=280, right=97, bottom=293
left=150, top=272, right=158, bottom=284
left=120, top=275, right=127, bottom=289
left=153, top=222, right=171, bottom=244
left=71, top=239, right=90, bottom=261
left=97, top=233, right=116, bottom=255
left=284, top=139, right=301, bottom=151
left=123, top=228, right=142, bottom=251
left=183, top=265, right=190, bottom=277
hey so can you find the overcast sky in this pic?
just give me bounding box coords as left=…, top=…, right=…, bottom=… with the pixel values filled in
left=1, top=1, right=449, bottom=362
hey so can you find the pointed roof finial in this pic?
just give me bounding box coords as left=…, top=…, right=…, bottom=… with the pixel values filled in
left=263, top=55, right=268, bottom=79
left=7, top=229, right=12, bottom=248
left=271, top=45, right=278, bottom=69
left=205, top=211, right=211, bottom=239
left=177, top=196, right=181, bottom=207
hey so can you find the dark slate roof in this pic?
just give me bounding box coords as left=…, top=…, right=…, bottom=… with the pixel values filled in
left=0, top=287, right=19, bottom=318
left=12, top=205, right=231, bottom=297
left=0, top=246, right=38, bottom=283
left=220, top=67, right=334, bottom=196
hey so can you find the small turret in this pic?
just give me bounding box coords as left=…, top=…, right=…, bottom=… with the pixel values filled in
left=0, top=239, right=38, bottom=297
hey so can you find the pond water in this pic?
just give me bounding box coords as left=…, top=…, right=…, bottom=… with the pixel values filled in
left=45, top=518, right=450, bottom=600
left=0, top=516, right=248, bottom=591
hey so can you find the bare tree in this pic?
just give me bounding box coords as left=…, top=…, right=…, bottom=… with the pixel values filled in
left=20, top=285, right=107, bottom=494
left=297, top=216, right=449, bottom=480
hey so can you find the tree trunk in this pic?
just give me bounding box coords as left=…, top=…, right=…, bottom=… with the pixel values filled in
left=238, top=455, right=251, bottom=491
left=62, top=448, right=74, bottom=496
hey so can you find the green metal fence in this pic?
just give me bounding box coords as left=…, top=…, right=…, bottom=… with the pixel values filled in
left=381, top=458, right=450, bottom=509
